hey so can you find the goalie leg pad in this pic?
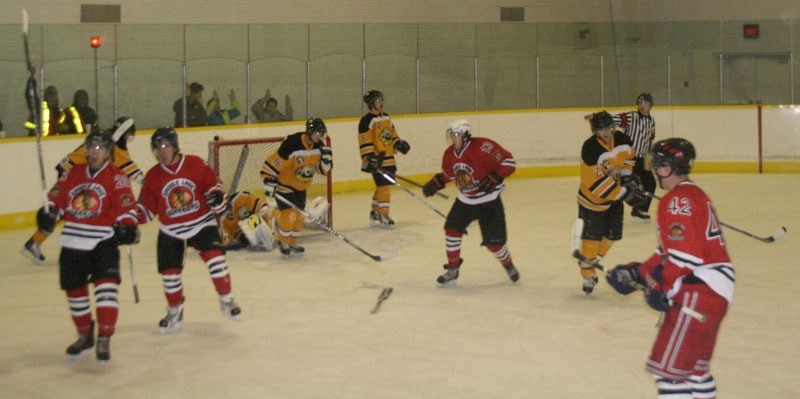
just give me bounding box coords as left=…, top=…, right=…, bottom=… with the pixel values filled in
left=237, top=214, right=274, bottom=251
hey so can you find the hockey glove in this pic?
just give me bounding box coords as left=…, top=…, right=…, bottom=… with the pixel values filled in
left=394, top=139, right=411, bottom=155
left=205, top=187, right=227, bottom=215
left=36, top=205, right=58, bottom=234
left=114, top=223, right=140, bottom=245
left=606, top=262, right=644, bottom=295
left=646, top=288, right=669, bottom=312
left=478, top=171, right=503, bottom=193
left=423, top=173, right=446, bottom=197
left=263, top=178, right=279, bottom=198
left=320, top=146, right=333, bottom=171
left=621, top=174, right=647, bottom=207
left=361, top=154, right=382, bottom=173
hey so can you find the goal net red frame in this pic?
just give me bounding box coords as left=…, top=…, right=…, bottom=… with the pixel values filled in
left=208, top=135, right=333, bottom=227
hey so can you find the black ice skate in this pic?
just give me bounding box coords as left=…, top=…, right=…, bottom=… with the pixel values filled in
left=66, top=321, right=94, bottom=357
left=369, top=210, right=395, bottom=228
left=504, top=263, right=520, bottom=283
left=219, top=295, right=241, bottom=321
left=21, top=239, right=45, bottom=264
left=159, top=297, right=184, bottom=334
left=96, top=336, right=110, bottom=362
left=582, top=276, right=599, bottom=295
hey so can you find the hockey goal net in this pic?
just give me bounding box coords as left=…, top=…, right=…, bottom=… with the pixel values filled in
left=208, top=135, right=333, bottom=225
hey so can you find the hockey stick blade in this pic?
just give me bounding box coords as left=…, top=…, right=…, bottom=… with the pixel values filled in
left=370, top=287, right=394, bottom=314
left=111, top=118, right=135, bottom=143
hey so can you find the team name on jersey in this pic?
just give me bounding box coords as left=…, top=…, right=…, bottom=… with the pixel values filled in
left=162, top=178, right=200, bottom=217
left=67, top=183, right=107, bottom=219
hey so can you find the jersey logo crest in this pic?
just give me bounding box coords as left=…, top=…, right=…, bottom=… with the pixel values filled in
left=163, top=178, right=199, bottom=217
left=67, top=183, right=107, bottom=218
left=666, top=222, right=686, bottom=241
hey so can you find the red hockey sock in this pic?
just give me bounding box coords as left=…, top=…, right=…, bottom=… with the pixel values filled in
left=66, top=285, right=93, bottom=334
left=94, top=277, right=119, bottom=336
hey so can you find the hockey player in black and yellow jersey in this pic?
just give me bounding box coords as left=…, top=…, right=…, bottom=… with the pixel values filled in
left=358, top=90, right=410, bottom=227
left=575, top=111, right=644, bottom=295
left=260, top=118, right=332, bottom=257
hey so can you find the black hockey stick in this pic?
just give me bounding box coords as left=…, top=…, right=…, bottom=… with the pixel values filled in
left=643, top=191, right=787, bottom=243
left=378, top=171, right=448, bottom=219
left=127, top=245, right=140, bottom=304
left=23, top=10, right=49, bottom=212
left=370, top=287, right=393, bottom=314
left=273, top=193, right=397, bottom=262
left=572, top=250, right=707, bottom=322
left=376, top=167, right=449, bottom=199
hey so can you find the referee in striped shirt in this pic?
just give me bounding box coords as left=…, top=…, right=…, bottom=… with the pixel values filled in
left=613, top=93, right=656, bottom=222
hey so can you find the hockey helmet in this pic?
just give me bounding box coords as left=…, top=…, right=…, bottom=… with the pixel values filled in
left=637, top=92, right=654, bottom=105
left=447, top=119, right=472, bottom=140
left=151, top=127, right=179, bottom=151
left=112, top=116, right=136, bottom=143
left=363, top=90, right=384, bottom=107
left=590, top=111, right=615, bottom=131
left=84, top=130, right=114, bottom=153
left=649, top=138, right=695, bottom=175
left=305, top=117, right=327, bottom=137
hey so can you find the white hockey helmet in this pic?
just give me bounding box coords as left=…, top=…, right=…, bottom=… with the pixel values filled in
left=447, top=119, right=471, bottom=140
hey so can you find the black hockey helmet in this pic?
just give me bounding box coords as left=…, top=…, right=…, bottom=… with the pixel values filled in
left=590, top=110, right=615, bottom=131
left=649, top=138, right=695, bottom=175
left=112, top=116, right=136, bottom=143
left=84, top=130, right=114, bottom=153
left=363, top=90, right=384, bottom=107
left=305, top=117, right=327, bottom=136
left=151, top=127, right=179, bottom=151
left=637, top=92, right=654, bottom=105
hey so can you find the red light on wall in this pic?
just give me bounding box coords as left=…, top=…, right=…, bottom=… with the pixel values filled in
left=743, top=24, right=759, bottom=39
left=90, top=36, right=102, bottom=48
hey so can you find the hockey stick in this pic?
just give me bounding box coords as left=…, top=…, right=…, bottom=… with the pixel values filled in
left=376, top=167, right=449, bottom=199
left=643, top=191, right=787, bottom=243
left=273, top=193, right=397, bottom=262
left=229, top=144, right=249, bottom=193
left=23, top=10, right=49, bottom=213
left=111, top=117, right=135, bottom=143
left=370, top=287, right=394, bottom=314
left=572, top=250, right=707, bottom=322
left=127, top=245, right=140, bottom=304
left=378, top=171, right=448, bottom=219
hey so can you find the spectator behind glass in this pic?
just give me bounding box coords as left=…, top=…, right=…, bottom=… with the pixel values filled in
left=207, top=89, right=241, bottom=126
left=173, top=82, right=207, bottom=128
left=251, top=89, right=293, bottom=123
left=64, top=89, right=98, bottom=134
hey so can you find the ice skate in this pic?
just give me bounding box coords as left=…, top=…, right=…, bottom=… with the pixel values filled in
left=279, top=242, right=305, bottom=257
left=369, top=210, right=394, bottom=228
left=219, top=295, right=241, bottom=321
left=21, top=239, right=45, bottom=264
left=436, top=263, right=461, bottom=286
left=631, top=210, right=651, bottom=223
left=504, top=263, right=520, bottom=283
left=95, top=336, right=110, bottom=362
left=159, top=297, right=184, bottom=334
left=582, top=276, right=599, bottom=295
left=65, top=321, right=94, bottom=357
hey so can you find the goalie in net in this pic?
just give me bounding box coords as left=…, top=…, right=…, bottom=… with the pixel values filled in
left=208, top=119, right=332, bottom=254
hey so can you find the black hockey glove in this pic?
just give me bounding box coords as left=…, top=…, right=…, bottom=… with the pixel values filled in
left=205, top=188, right=227, bottom=215
left=361, top=154, right=382, bottom=173
left=606, top=262, right=644, bottom=295
left=114, top=223, right=140, bottom=245
left=423, top=173, right=446, bottom=197
left=621, top=174, right=647, bottom=207
left=320, top=146, right=333, bottom=170
left=478, top=171, right=503, bottom=193
left=394, top=139, right=410, bottom=155
left=263, top=178, right=279, bottom=198
left=36, top=205, right=58, bottom=234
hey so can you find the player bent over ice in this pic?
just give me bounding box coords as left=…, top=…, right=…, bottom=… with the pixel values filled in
left=137, top=127, right=241, bottom=333
left=36, top=131, right=140, bottom=362
left=606, top=138, right=734, bottom=398
left=259, top=118, right=332, bottom=257
left=422, top=119, right=519, bottom=286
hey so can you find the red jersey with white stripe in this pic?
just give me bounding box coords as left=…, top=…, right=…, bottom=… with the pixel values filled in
left=138, top=154, right=223, bottom=240
left=640, top=180, right=734, bottom=303
left=48, top=162, right=138, bottom=251
left=440, top=137, right=516, bottom=205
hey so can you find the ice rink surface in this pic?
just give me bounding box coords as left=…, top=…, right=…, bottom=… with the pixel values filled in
left=0, top=174, right=797, bottom=399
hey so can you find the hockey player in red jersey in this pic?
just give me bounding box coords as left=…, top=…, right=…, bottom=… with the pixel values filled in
left=606, top=138, right=733, bottom=398
left=137, top=127, right=240, bottom=333
left=422, top=119, right=519, bottom=285
left=575, top=110, right=642, bottom=295
left=22, top=117, right=142, bottom=264
left=35, top=131, right=140, bottom=362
